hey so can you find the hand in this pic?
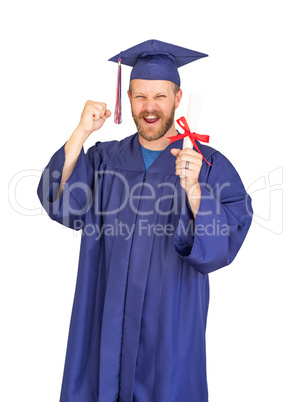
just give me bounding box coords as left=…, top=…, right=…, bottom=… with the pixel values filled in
left=77, top=100, right=111, bottom=138
left=171, top=147, right=203, bottom=217
left=59, top=101, right=111, bottom=195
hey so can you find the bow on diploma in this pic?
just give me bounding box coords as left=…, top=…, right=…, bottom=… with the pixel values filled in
left=168, top=116, right=212, bottom=166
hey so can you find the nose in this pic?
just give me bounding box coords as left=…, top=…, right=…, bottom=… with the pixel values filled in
left=143, top=99, right=156, bottom=112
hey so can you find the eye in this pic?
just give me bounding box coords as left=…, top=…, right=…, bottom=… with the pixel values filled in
left=157, top=95, right=166, bottom=99
left=136, top=95, right=145, bottom=99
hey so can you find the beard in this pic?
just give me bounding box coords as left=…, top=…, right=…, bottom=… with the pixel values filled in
left=131, top=104, right=176, bottom=141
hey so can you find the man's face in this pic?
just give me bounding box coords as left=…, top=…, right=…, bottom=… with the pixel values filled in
left=128, top=79, right=182, bottom=141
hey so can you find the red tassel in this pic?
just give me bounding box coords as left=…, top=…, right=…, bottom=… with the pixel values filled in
left=114, top=58, right=122, bottom=124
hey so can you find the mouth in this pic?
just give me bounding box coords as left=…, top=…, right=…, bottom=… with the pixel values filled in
left=143, top=115, right=160, bottom=126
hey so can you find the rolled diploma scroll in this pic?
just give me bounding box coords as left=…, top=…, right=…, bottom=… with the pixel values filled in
left=180, top=93, right=203, bottom=178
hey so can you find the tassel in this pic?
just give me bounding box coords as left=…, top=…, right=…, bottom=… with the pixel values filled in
left=114, top=58, right=122, bottom=124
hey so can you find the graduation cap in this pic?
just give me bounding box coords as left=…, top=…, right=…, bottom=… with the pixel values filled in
left=109, top=39, right=208, bottom=124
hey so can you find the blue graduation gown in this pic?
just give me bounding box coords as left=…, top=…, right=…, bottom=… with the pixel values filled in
left=37, top=133, right=252, bottom=402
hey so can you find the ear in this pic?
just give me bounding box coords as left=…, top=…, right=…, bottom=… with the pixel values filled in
left=175, top=89, right=183, bottom=109
left=127, top=90, right=131, bottom=102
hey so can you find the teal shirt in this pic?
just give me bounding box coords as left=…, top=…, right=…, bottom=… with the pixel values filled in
left=140, top=144, right=163, bottom=172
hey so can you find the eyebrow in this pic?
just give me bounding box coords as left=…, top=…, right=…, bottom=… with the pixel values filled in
left=134, top=91, right=168, bottom=96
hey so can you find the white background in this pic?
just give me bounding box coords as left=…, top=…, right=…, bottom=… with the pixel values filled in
left=1, top=0, right=290, bottom=401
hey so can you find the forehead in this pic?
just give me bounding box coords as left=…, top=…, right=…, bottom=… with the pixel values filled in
left=130, top=79, right=173, bottom=94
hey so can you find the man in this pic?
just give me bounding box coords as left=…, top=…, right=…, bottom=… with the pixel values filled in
left=38, top=40, right=252, bottom=402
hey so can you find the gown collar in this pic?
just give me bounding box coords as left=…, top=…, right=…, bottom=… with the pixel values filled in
left=134, top=132, right=183, bottom=176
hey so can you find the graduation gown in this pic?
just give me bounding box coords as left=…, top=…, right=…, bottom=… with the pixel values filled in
left=37, top=133, right=252, bottom=402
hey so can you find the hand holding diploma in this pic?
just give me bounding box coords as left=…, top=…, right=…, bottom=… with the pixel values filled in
left=170, top=93, right=211, bottom=217
left=170, top=145, right=203, bottom=218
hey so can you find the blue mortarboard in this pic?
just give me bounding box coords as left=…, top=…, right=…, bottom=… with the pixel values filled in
left=109, top=39, right=208, bottom=123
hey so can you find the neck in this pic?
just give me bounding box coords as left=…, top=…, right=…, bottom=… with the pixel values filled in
left=138, top=124, right=178, bottom=150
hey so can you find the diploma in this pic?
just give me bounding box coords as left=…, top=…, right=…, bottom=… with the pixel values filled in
left=184, top=93, right=203, bottom=148
left=180, top=93, right=203, bottom=178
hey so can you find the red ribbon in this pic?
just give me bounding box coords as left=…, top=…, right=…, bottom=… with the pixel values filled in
left=114, top=58, right=122, bottom=124
left=168, top=116, right=212, bottom=166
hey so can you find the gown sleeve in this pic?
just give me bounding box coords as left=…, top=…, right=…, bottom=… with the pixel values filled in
left=37, top=142, right=101, bottom=230
left=174, top=150, right=253, bottom=274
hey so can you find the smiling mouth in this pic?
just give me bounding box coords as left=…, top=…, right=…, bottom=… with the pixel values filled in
left=143, top=115, right=160, bottom=125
